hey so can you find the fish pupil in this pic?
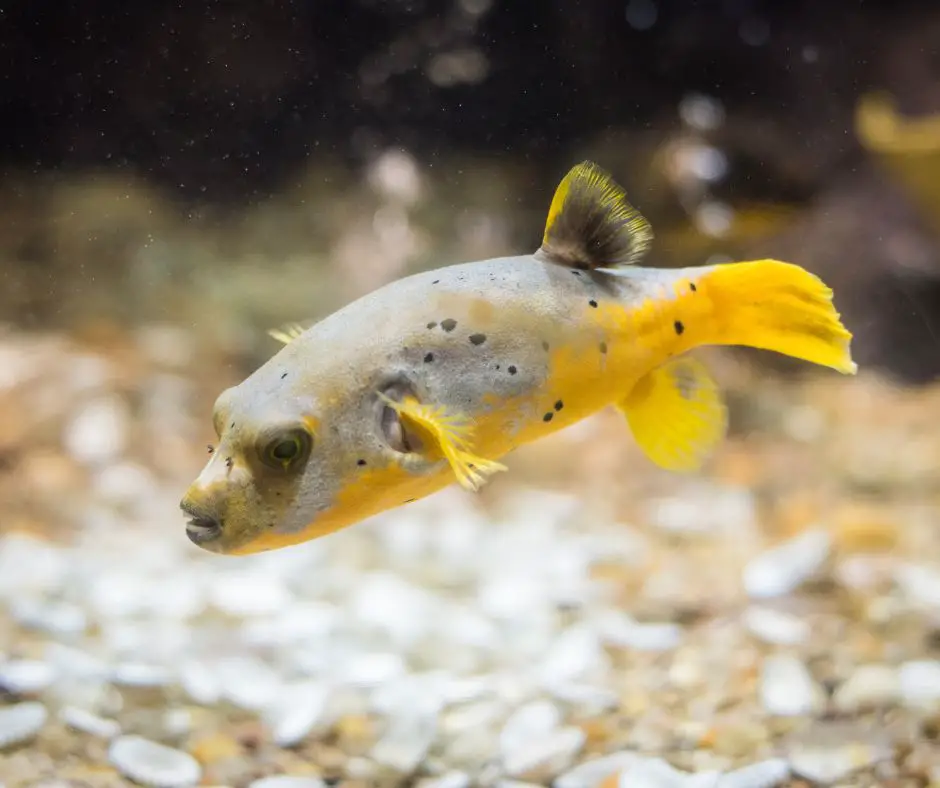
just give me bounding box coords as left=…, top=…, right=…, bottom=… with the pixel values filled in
left=272, top=439, right=299, bottom=460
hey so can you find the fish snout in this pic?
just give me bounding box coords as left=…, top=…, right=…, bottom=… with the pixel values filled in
left=179, top=491, right=224, bottom=547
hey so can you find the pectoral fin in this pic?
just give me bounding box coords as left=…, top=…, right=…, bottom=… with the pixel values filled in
left=618, top=357, right=727, bottom=472
left=378, top=394, right=507, bottom=491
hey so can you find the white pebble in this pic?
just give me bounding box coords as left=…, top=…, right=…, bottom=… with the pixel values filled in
left=109, top=735, right=201, bottom=787
left=209, top=571, right=292, bottom=617
left=555, top=751, right=641, bottom=788
left=0, top=659, right=58, bottom=694
left=547, top=682, right=620, bottom=713
left=618, top=756, right=702, bottom=788
left=595, top=610, right=682, bottom=652
left=832, top=664, right=900, bottom=712
left=718, top=759, right=790, bottom=788
left=370, top=709, right=439, bottom=774
left=537, top=625, right=607, bottom=685
left=442, top=699, right=506, bottom=737
left=895, top=564, right=940, bottom=609
left=416, top=772, right=472, bottom=788
left=340, top=651, right=407, bottom=688
left=503, top=726, right=586, bottom=780
left=87, top=571, right=153, bottom=619
left=63, top=395, right=130, bottom=465
left=163, top=708, right=194, bottom=737
left=0, top=701, right=48, bottom=748
left=178, top=660, right=222, bottom=706
left=499, top=700, right=561, bottom=758
left=112, top=662, right=173, bottom=689
left=788, top=742, right=880, bottom=785
left=248, top=779, right=326, bottom=788
left=217, top=657, right=283, bottom=710
left=60, top=705, right=121, bottom=739
left=759, top=655, right=825, bottom=717
left=742, top=606, right=809, bottom=646
left=351, top=572, right=441, bottom=648
left=10, top=598, right=88, bottom=635
left=43, top=643, right=109, bottom=682
left=743, top=529, right=831, bottom=599
left=899, top=660, right=940, bottom=709
left=265, top=681, right=332, bottom=747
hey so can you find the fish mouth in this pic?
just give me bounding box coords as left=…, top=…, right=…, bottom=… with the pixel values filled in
left=180, top=502, right=223, bottom=545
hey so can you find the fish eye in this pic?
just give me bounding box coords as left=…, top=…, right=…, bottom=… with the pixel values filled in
left=259, top=429, right=312, bottom=471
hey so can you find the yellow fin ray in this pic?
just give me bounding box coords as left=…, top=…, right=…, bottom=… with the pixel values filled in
left=378, top=394, right=507, bottom=492
left=618, top=357, right=728, bottom=472
left=538, top=160, right=653, bottom=270
left=268, top=322, right=308, bottom=345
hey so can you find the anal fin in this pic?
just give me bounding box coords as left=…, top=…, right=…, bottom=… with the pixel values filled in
left=378, top=394, right=507, bottom=491
left=618, top=357, right=727, bottom=472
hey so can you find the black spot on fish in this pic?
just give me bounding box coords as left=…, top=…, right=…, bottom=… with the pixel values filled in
left=674, top=320, right=685, bottom=335
left=554, top=400, right=564, bottom=411
left=230, top=422, right=235, bottom=430
left=689, top=282, right=697, bottom=292
left=432, top=280, right=440, bottom=284
left=571, top=270, right=582, bottom=277
left=280, top=372, right=288, bottom=379
left=357, top=459, right=367, bottom=466
left=508, top=365, right=517, bottom=375
left=543, top=412, right=554, bottom=422
left=424, top=352, right=434, bottom=363
left=427, top=322, right=437, bottom=329
left=588, top=299, right=598, bottom=308
left=469, top=333, right=487, bottom=346
left=599, top=341, right=608, bottom=354
left=225, top=456, right=233, bottom=470
left=207, top=444, right=215, bottom=455
left=542, top=341, right=550, bottom=351
left=404, top=498, right=416, bottom=503
left=495, top=364, right=501, bottom=370
left=441, top=318, right=457, bottom=332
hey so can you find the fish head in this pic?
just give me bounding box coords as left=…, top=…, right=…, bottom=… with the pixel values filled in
left=179, top=361, right=447, bottom=555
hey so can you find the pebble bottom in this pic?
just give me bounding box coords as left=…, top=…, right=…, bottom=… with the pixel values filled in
left=5, top=335, right=940, bottom=785
left=108, top=735, right=202, bottom=787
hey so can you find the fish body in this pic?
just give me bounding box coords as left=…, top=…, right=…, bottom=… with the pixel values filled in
left=181, top=161, right=856, bottom=555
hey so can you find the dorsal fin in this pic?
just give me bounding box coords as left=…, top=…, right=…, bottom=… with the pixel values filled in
left=537, top=160, right=653, bottom=270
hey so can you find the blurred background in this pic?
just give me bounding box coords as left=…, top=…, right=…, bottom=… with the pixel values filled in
left=3, top=1, right=940, bottom=786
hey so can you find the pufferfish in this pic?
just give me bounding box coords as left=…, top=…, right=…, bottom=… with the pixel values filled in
left=181, top=160, right=856, bottom=555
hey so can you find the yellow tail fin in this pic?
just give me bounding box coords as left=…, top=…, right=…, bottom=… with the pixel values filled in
left=697, top=259, right=857, bottom=374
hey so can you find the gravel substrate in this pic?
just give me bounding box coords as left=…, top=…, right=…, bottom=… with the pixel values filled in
left=2, top=328, right=940, bottom=788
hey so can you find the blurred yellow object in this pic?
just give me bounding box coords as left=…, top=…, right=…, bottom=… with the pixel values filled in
left=856, top=92, right=940, bottom=234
